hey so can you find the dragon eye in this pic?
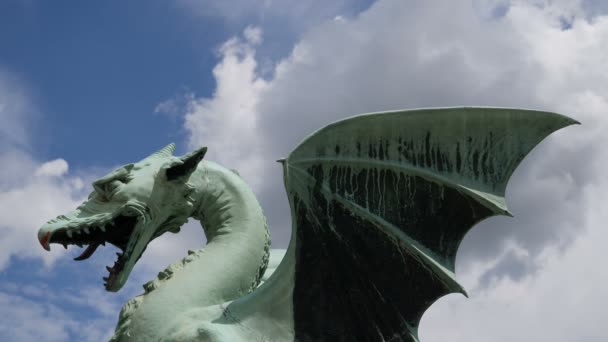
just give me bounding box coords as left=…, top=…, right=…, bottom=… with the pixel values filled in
left=105, top=180, right=123, bottom=195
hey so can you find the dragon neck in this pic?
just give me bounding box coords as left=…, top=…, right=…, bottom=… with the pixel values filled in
left=193, top=160, right=271, bottom=300
left=114, top=161, right=270, bottom=338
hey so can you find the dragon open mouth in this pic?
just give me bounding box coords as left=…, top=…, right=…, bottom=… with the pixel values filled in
left=37, top=143, right=208, bottom=292
left=45, top=214, right=139, bottom=290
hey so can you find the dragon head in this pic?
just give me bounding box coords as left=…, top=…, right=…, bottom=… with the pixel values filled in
left=37, top=143, right=207, bottom=292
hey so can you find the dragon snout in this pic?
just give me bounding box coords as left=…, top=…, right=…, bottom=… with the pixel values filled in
left=38, top=216, right=71, bottom=251
left=38, top=227, right=52, bottom=251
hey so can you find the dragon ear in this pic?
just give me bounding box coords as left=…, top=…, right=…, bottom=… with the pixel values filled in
left=165, top=146, right=207, bottom=181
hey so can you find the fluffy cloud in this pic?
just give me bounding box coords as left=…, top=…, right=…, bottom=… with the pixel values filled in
left=182, top=26, right=269, bottom=191
left=175, top=0, right=376, bottom=79
left=0, top=285, right=117, bottom=341
left=181, top=0, right=608, bottom=259
left=0, top=72, right=92, bottom=269
left=0, top=170, right=88, bottom=268
left=175, top=0, right=608, bottom=340
left=34, top=159, right=69, bottom=178
left=421, top=183, right=608, bottom=341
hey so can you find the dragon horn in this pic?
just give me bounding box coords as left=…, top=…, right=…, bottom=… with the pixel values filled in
left=147, top=143, right=176, bottom=159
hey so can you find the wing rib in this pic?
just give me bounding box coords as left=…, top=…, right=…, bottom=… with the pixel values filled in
left=290, top=165, right=468, bottom=297
left=291, top=157, right=510, bottom=215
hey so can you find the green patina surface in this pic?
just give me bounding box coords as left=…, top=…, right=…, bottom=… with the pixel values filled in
left=37, top=107, right=577, bottom=341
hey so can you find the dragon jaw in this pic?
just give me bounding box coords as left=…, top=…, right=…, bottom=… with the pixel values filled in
left=37, top=143, right=206, bottom=292
left=38, top=203, right=155, bottom=291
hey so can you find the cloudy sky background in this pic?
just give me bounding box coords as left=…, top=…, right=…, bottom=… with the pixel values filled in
left=0, top=0, right=606, bottom=340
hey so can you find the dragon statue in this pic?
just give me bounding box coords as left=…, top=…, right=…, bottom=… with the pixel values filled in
left=37, top=107, right=577, bottom=341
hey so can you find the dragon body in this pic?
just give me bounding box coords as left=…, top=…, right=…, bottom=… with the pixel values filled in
left=38, top=107, right=577, bottom=341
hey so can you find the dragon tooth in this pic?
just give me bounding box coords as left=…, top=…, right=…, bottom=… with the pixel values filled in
left=101, top=241, right=106, bottom=246
left=66, top=230, right=73, bottom=238
left=99, top=225, right=106, bottom=232
left=62, top=243, right=68, bottom=249
left=76, top=242, right=83, bottom=248
left=84, top=227, right=90, bottom=234
left=106, top=266, right=114, bottom=272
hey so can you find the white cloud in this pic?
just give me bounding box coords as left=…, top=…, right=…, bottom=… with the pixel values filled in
left=182, top=28, right=269, bottom=190
left=0, top=70, right=91, bottom=270
left=34, top=158, right=69, bottom=177
left=154, top=90, right=195, bottom=120
left=180, top=0, right=608, bottom=252
left=0, top=291, right=71, bottom=342
left=420, top=182, right=608, bottom=341
left=174, top=0, right=608, bottom=340
left=176, top=0, right=376, bottom=78
left=244, top=25, right=263, bottom=45
left=0, top=158, right=88, bottom=268
left=0, top=288, right=115, bottom=342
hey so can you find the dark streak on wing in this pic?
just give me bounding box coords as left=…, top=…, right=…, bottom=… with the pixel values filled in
left=283, top=108, right=577, bottom=341
left=292, top=164, right=492, bottom=341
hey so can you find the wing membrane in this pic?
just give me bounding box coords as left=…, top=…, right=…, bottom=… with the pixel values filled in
left=284, top=107, right=577, bottom=341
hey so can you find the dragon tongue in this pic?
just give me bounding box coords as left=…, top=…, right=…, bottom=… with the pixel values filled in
left=74, top=242, right=101, bottom=261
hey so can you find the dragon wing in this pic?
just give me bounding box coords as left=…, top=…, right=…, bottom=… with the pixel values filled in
left=276, top=107, right=576, bottom=341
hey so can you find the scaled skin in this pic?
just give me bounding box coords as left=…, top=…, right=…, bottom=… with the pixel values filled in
left=37, top=107, right=578, bottom=341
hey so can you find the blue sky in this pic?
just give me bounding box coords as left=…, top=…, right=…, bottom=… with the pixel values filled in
left=0, top=0, right=373, bottom=166
left=1, top=1, right=219, bottom=166
left=1, top=1, right=608, bottom=341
